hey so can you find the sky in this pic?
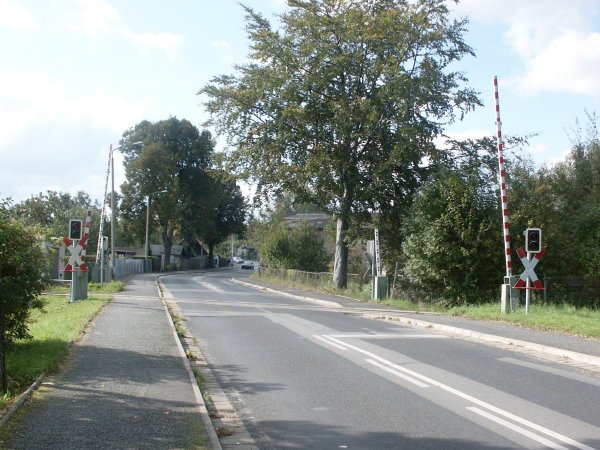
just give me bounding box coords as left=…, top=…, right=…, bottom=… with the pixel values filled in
left=1, top=0, right=600, bottom=205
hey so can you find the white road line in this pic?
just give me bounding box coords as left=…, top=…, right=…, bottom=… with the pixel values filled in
left=328, top=333, right=447, bottom=339
left=365, top=358, right=430, bottom=388
left=467, top=407, right=569, bottom=450
left=192, top=277, right=223, bottom=292
left=314, top=335, right=349, bottom=351
left=321, top=335, right=595, bottom=450
left=498, top=357, right=600, bottom=387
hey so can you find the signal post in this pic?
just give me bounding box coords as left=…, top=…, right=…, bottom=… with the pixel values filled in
left=64, top=211, right=92, bottom=302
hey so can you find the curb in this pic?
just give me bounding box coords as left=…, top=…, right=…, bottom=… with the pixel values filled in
left=0, top=374, right=45, bottom=428
left=155, top=275, right=223, bottom=450
left=236, top=279, right=600, bottom=371
left=230, top=278, right=343, bottom=309
left=361, top=312, right=600, bottom=369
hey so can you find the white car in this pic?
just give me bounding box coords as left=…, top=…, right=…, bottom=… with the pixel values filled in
left=240, top=261, right=254, bottom=270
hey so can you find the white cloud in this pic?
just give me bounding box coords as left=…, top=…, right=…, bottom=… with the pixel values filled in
left=516, top=31, right=600, bottom=96
left=68, top=0, right=120, bottom=37
left=66, top=0, right=184, bottom=57
left=213, top=40, right=236, bottom=65
left=0, top=0, right=40, bottom=30
left=128, top=31, right=184, bottom=58
left=0, top=75, right=150, bottom=137
left=453, top=0, right=600, bottom=98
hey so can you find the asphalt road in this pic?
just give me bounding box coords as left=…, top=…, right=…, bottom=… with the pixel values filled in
left=162, top=270, right=600, bottom=449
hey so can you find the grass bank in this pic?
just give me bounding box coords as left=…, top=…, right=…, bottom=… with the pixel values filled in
left=253, top=274, right=600, bottom=339
left=1, top=282, right=122, bottom=412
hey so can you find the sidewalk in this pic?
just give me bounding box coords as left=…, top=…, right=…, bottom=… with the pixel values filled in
left=3, top=273, right=218, bottom=450
left=236, top=278, right=600, bottom=369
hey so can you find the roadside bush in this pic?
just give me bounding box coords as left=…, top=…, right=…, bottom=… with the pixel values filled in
left=0, top=200, right=50, bottom=343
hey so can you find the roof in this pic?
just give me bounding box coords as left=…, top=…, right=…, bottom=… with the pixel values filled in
left=150, top=244, right=184, bottom=256
left=283, top=213, right=332, bottom=230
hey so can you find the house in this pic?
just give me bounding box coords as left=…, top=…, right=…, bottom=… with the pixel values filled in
left=284, top=212, right=334, bottom=254
left=283, top=213, right=332, bottom=235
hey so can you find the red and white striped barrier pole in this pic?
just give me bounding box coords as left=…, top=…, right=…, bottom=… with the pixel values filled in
left=79, top=209, right=92, bottom=272
left=494, top=76, right=512, bottom=278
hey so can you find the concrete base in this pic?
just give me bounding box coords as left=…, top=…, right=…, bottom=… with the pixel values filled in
left=500, top=276, right=520, bottom=313
left=70, top=270, right=88, bottom=302
left=372, top=276, right=389, bottom=301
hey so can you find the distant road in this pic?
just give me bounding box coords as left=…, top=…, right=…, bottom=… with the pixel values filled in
left=162, top=270, right=600, bottom=449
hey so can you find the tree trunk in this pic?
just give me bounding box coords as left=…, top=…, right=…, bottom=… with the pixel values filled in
left=333, top=176, right=352, bottom=289
left=332, top=215, right=349, bottom=289
left=161, top=225, right=173, bottom=271
left=208, top=245, right=214, bottom=268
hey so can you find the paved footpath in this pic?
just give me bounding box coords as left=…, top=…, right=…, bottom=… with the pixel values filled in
left=3, top=274, right=216, bottom=450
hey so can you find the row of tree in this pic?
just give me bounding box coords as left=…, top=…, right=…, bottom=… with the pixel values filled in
left=4, top=118, right=248, bottom=269
left=118, top=117, right=247, bottom=265
left=243, top=117, right=599, bottom=306
left=399, top=120, right=600, bottom=305
left=198, top=0, right=599, bottom=304
left=0, top=118, right=247, bottom=391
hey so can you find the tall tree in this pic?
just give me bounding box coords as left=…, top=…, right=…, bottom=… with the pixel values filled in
left=201, top=0, right=479, bottom=288
left=119, top=118, right=213, bottom=265
left=198, top=176, right=248, bottom=265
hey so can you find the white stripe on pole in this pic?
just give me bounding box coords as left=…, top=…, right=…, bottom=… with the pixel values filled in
left=494, top=76, right=512, bottom=277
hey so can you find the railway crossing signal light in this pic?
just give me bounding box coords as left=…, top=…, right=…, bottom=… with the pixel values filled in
left=69, top=220, right=82, bottom=240
left=525, top=228, right=542, bottom=253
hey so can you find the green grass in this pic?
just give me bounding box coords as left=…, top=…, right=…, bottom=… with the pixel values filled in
left=47, top=280, right=125, bottom=295
left=255, top=273, right=600, bottom=339
left=1, top=289, right=118, bottom=412
left=444, top=303, right=600, bottom=338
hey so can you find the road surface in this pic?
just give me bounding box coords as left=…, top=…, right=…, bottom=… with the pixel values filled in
left=162, top=270, right=600, bottom=449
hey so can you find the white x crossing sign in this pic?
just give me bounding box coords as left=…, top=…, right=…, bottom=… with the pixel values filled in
left=63, top=210, right=92, bottom=272
left=64, top=235, right=88, bottom=272
left=514, top=247, right=544, bottom=290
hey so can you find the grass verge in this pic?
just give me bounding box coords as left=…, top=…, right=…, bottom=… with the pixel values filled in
left=443, top=303, right=600, bottom=339
left=254, top=274, right=600, bottom=339
left=1, top=283, right=121, bottom=413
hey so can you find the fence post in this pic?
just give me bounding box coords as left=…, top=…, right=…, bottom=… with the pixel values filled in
left=543, top=274, right=547, bottom=303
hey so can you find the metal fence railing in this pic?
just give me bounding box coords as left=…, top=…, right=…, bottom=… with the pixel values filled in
left=542, top=275, right=600, bottom=308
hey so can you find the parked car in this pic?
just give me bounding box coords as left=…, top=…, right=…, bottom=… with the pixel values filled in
left=241, top=261, right=254, bottom=270
left=232, top=256, right=243, bottom=264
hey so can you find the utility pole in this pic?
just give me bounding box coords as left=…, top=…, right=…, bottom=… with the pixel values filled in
left=110, top=144, right=116, bottom=281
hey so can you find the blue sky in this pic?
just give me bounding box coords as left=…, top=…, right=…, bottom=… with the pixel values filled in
left=1, top=0, right=600, bottom=204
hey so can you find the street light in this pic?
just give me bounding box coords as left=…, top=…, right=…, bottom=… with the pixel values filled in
left=110, top=140, right=143, bottom=280
left=145, top=190, right=167, bottom=271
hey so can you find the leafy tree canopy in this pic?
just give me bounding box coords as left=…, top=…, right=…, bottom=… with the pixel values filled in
left=201, top=0, right=480, bottom=287
left=118, top=117, right=247, bottom=264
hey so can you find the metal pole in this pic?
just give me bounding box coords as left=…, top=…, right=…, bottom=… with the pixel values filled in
left=494, top=76, right=512, bottom=278
left=145, top=195, right=150, bottom=271
left=525, top=253, right=531, bottom=314
left=70, top=241, right=78, bottom=303
left=110, top=144, right=116, bottom=281
left=100, top=236, right=104, bottom=286
left=374, top=228, right=381, bottom=276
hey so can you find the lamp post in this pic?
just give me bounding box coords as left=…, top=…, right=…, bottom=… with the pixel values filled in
left=109, top=141, right=142, bottom=280
left=145, top=190, right=167, bottom=272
